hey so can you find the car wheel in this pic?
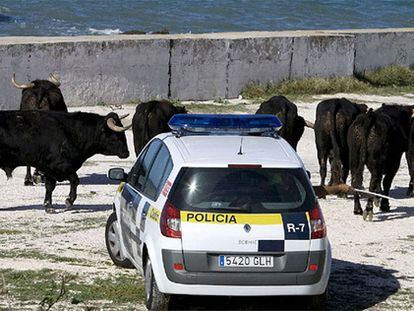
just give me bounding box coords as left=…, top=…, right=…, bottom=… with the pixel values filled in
left=105, top=212, right=133, bottom=268
left=309, top=289, right=328, bottom=310
left=145, top=258, right=170, bottom=311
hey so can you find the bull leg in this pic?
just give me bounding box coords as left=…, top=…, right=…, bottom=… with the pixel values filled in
left=341, top=151, right=350, bottom=184
left=327, top=153, right=334, bottom=186
left=44, top=176, right=57, bottom=214
left=363, top=173, right=382, bottom=222
left=65, top=173, right=80, bottom=210
left=407, top=177, right=414, bottom=197
left=342, top=164, right=350, bottom=185
left=330, top=155, right=342, bottom=186
left=318, top=152, right=329, bottom=186
left=351, top=168, right=363, bottom=215
left=24, top=166, right=34, bottom=186
left=353, top=192, right=363, bottom=215
left=381, top=170, right=397, bottom=212
left=407, top=152, right=414, bottom=197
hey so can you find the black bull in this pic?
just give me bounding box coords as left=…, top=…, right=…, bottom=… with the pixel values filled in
left=132, top=100, right=187, bottom=156
left=13, top=73, right=68, bottom=185
left=0, top=111, right=130, bottom=213
left=348, top=105, right=412, bottom=221
left=255, top=95, right=313, bottom=151
left=314, top=98, right=367, bottom=186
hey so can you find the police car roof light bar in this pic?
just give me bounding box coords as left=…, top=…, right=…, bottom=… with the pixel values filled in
left=168, top=114, right=282, bottom=137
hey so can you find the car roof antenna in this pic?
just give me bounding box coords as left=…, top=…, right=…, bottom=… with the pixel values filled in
left=237, top=137, right=243, bottom=155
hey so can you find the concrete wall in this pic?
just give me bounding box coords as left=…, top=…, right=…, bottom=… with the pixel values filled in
left=0, top=28, right=413, bottom=109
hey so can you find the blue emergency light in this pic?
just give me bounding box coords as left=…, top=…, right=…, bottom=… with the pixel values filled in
left=168, top=114, right=282, bottom=135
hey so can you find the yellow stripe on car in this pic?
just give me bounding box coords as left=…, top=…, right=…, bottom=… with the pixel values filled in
left=117, top=182, right=125, bottom=193
left=181, top=211, right=282, bottom=225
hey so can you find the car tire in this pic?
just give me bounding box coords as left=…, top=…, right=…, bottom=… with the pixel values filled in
left=105, top=212, right=133, bottom=268
left=145, top=258, right=170, bottom=311
left=309, top=289, right=328, bottom=310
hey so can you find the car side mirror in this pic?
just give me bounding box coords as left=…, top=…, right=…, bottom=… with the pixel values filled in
left=108, top=168, right=127, bottom=181
left=306, top=170, right=311, bottom=180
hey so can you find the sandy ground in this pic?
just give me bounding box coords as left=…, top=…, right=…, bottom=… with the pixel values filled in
left=0, top=95, right=413, bottom=310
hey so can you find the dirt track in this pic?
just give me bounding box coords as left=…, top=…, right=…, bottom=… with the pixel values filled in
left=0, top=96, right=413, bottom=310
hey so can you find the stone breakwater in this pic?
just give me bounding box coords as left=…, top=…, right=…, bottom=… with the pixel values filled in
left=0, top=28, right=413, bottom=109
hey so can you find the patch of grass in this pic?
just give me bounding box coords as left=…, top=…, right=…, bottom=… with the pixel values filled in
left=241, top=77, right=370, bottom=100
left=0, top=249, right=94, bottom=266
left=182, top=102, right=252, bottom=114
left=0, top=229, right=21, bottom=235
left=127, top=98, right=141, bottom=105
left=399, top=235, right=414, bottom=242
left=96, top=101, right=106, bottom=106
left=361, top=65, right=414, bottom=87
left=169, top=98, right=181, bottom=106
left=0, top=269, right=144, bottom=305
left=63, top=216, right=106, bottom=232
left=241, top=65, right=414, bottom=100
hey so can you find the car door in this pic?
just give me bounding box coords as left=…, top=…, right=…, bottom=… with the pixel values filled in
left=120, top=139, right=162, bottom=261
left=132, top=142, right=173, bottom=269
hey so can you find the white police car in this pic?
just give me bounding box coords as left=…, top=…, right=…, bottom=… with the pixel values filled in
left=106, top=114, right=331, bottom=310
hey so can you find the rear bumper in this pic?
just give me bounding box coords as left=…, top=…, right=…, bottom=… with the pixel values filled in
left=156, top=242, right=331, bottom=296
left=163, top=250, right=325, bottom=286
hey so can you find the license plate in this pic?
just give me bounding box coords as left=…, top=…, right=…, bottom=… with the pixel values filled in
left=219, top=255, right=274, bottom=267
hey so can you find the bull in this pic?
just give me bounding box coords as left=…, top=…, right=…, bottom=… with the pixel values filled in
left=314, top=98, right=367, bottom=186
left=132, top=100, right=187, bottom=156
left=12, top=73, right=68, bottom=185
left=407, top=121, right=414, bottom=196
left=0, top=110, right=131, bottom=213
left=255, top=95, right=313, bottom=150
left=348, top=104, right=412, bottom=221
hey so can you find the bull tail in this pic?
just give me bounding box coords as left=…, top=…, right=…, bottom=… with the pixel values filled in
left=349, top=109, right=376, bottom=189
left=3, top=167, right=13, bottom=179
left=142, top=102, right=156, bottom=149
left=285, top=105, right=296, bottom=144
left=360, top=109, right=376, bottom=171
left=329, top=103, right=342, bottom=182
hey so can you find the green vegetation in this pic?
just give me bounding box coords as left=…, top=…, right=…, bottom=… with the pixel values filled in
left=0, top=249, right=96, bottom=266
left=0, top=229, right=21, bottom=235
left=0, top=269, right=144, bottom=307
left=398, top=235, right=414, bottom=242
left=362, top=65, right=414, bottom=87
left=241, top=66, right=414, bottom=100
left=178, top=102, right=253, bottom=114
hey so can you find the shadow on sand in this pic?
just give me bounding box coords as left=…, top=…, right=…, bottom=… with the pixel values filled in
left=169, top=259, right=400, bottom=310
left=0, top=204, right=112, bottom=213
left=389, top=186, right=411, bottom=199
left=374, top=205, right=414, bottom=222
left=80, top=173, right=119, bottom=185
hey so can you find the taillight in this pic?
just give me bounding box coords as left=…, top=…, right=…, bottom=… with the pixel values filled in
left=310, top=201, right=326, bottom=239
left=160, top=200, right=181, bottom=238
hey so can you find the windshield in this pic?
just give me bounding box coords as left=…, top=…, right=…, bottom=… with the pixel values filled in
left=169, top=167, right=314, bottom=213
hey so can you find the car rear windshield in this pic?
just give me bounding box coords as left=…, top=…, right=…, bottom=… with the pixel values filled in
left=169, top=167, right=314, bottom=213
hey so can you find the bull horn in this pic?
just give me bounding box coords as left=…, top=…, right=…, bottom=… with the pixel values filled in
left=119, top=114, right=129, bottom=120
left=11, top=74, right=34, bottom=89
left=106, top=117, right=132, bottom=132
left=304, top=120, right=314, bottom=129
left=48, top=73, right=61, bottom=87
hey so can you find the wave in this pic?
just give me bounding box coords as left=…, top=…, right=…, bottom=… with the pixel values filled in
left=88, top=27, right=122, bottom=35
